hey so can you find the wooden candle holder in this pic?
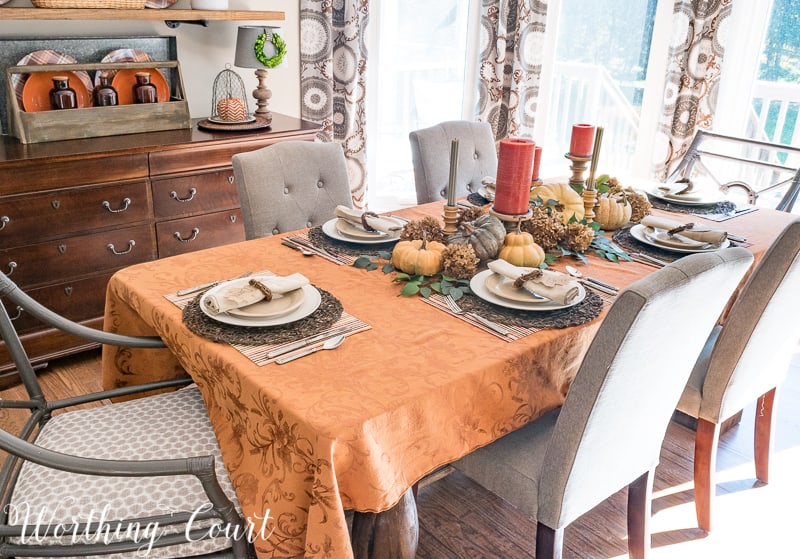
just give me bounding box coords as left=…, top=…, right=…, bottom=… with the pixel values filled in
left=565, top=152, right=592, bottom=191
left=442, top=205, right=460, bottom=235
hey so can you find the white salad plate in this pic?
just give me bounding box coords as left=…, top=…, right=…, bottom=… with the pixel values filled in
left=322, top=218, right=401, bottom=244
left=201, top=282, right=321, bottom=327
left=470, top=270, right=586, bottom=311
left=630, top=224, right=730, bottom=253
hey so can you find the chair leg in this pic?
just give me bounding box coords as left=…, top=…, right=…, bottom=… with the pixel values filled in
left=754, top=387, right=777, bottom=483
left=694, top=418, right=721, bottom=532
left=627, top=470, right=653, bottom=559
left=535, top=523, right=564, bottom=559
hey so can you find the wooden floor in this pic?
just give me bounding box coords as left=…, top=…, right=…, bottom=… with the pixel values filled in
left=2, top=347, right=798, bottom=558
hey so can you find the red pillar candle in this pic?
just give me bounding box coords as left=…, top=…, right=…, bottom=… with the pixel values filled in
left=569, top=124, right=595, bottom=157
left=531, top=145, right=543, bottom=182
left=494, top=138, right=535, bottom=215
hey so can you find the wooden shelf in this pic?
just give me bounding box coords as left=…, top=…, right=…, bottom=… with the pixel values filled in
left=0, top=8, right=284, bottom=22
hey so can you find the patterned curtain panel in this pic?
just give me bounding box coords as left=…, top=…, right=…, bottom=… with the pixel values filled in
left=476, top=0, right=548, bottom=141
left=300, top=1, right=369, bottom=208
left=652, top=0, right=732, bottom=179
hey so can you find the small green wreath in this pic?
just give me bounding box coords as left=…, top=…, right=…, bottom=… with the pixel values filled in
left=254, top=31, right=287, bottom=69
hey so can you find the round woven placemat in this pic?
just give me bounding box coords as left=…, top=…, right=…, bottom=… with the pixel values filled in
left=612, top=226, right=680, bottom=263
left=456, top=289, right=604, bottom=329
left=646, top=195, right=736, bottom=216
left=308, top=227, right=398, bottom=257
left=182, top=287, right=343, bottom=345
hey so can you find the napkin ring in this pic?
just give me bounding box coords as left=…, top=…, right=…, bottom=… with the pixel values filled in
left=514, top=269, right=543, bottom=288
left=668, top=222, right=695, bottom=236
left=248, top=279, right=273, bottom=302
left=360, top=211, right=380, bottom=232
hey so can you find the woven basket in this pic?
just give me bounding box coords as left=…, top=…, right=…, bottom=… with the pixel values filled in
left=32, top=0, right=145, bottom=8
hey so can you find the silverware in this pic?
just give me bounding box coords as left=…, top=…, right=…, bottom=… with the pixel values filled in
left=286, top=237, right=346, bottom=264
left=275, top=335, right=346, bottom=364
left=282, top=239, right=315, bottom=256
left=630, top=253, right=668, bottom=268
left=267, top=325, right=358, bottom=359
left=564, top=266, right=619, bottom=292
left=579, top=280, right=617, bottom=296
left=445, top=295, right=511, bottom=337
left=726, top=233, right=747, bottom=243
left=175, top=271, right=253, bottom=296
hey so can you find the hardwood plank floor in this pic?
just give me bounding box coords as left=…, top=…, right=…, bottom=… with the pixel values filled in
left=2, top=347, right=798, bottom=558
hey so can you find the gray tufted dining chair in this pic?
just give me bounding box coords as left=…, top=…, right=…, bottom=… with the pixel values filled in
left=232, top=140, right=353, bottom=239
left=0, top=271, right=251, bottom=558
left=409, top=120, right=498, bottom=204
left=453, top=247, right=754, bottom=559
left=676, top=216, right=800, bottom=532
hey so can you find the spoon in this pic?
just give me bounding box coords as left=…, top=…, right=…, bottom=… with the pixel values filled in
left=275, top=335, right=346, bottom=364
left=564, top=266, right=619, bottom=295
left=282, top=240, right=315, bottom=256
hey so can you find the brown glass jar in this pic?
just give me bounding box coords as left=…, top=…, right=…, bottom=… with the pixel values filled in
left=133, top=72, right=158, bottom=104
left=50, top=76, right=78, bottom=110
left=94, top=73, right=118, bottom=107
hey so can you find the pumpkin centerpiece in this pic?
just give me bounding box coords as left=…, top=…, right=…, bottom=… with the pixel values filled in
left=498, top=227, right=545, bottom=268
left=530, top=182, right=585, bottom=224
left=595, top=192, right=632, bottom=231
left=391, top=237, right=447, bottom=275
left=446, top=213, right=506, bottom=261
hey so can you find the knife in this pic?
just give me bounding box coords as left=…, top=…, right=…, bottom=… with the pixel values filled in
left=466, top=312, right=512, bottom=337
left=267, top=325, right=356, bottom=359
left=579, top=280, right=617, bottom=296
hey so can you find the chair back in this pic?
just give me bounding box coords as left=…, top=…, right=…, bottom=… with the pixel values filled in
left=537, top=247, right=754, bottom=529
left=231, top=140, right=353, bottom=238
left=692, top=217, right=800, bottom=422
left=409, top=120, right=497, bottom=204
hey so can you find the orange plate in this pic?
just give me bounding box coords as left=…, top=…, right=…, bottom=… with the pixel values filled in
left=22, top=71, right=92, bottom=112
left=112, top=69, right=170, bottom=105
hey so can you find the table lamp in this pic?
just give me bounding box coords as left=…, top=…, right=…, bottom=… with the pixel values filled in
left=234, top=25, right=287, bottom=125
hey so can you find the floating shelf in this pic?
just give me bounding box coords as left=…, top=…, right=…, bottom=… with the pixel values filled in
left=0, top=8, right=284, bottom=22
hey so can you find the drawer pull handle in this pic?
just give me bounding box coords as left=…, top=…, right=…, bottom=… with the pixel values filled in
left=170, top=188, right=197, bottom=203
left=4, top=261, right=17, bottom=276
left=107, top=240, right=136, bottom=256
left=228, top=175, right=235, bottom=184
left=51, top=200, right=60, bottom=210
left=102, top=197, right=132, bottom=213
left=229, top=215, right=237, bottom=223
left=174, top=227, right=200, bottom=243
left=9, top=306, right=23, bottom=321
left=0, top=216, right=9, bottom=230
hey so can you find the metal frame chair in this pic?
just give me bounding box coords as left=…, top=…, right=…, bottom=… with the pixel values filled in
left=0, top=272, right=251, bottom=558
left=666, top=130, right=800, bottom=212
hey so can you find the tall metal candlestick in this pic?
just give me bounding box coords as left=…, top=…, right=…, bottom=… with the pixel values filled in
left=446, top=138, right=459, bottom=207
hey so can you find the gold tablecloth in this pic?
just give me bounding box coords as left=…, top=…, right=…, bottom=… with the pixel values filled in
left=101, top=202, right=792, bottom=558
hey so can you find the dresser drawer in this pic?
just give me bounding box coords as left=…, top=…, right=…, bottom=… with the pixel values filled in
left=1, top=273, right=113, bottom=336
left=156, top=209, right=245, bottom=258
left=1, top=224, right=156, bottom=288
left=0, top=181, right=151, bottom=247
left=151, top=169, right=240, bottom=219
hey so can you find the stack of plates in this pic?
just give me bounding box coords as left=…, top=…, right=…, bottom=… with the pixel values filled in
left=629, top=224, right=730, bottom=253
left=469, top=270, right=586, bottom=311
left=643, top=183, right=722, bottom=206
left=199, top=276, right=321, bottom=327
left=321, top=217, right=403, bottom=244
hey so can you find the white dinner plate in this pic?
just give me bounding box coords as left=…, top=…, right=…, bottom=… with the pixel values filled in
left=200, top=283, right=321, bottom=327
left=470, top=270, right=586, bottom=311
left=642, top=183, right=722, bottom=206
left=630, top=224, right=730, bottom=254
left=227, top=287, right=305, bottom=319
left=478, top=186, right=495, bottom=201
left=321, top=218, right=401, bottom=244
left=484, top=272, right=550, bottom=303
left=334, top=218, right=394, bottom=240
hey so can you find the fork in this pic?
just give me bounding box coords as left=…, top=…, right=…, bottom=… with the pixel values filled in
left=444, top=294, right=511, bottom=337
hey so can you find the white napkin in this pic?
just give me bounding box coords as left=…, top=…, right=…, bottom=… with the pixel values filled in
left=334, top=206, right=403, bottom=236
left=487, top=260, right=581, bottom=305
left=640, top=216, right=727, bottom=246
left=657, top=180, right=712, bottom=202
left=203, top=273, right=309, bottom=315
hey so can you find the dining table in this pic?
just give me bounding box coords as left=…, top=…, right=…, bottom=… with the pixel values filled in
left=100, top=198, right=795, bottom=559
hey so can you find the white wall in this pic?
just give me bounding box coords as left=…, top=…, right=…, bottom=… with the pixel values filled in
left=0, top=0, right=300, bottom=120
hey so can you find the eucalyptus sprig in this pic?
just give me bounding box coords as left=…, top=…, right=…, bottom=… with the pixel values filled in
left=392, top=273, right=471, bottom=299
left=590, top=232, right=632, bottom=263
left=353, top=251, right=394, bottom=273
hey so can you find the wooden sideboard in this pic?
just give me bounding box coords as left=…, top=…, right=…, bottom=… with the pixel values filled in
left=0, top=113, right=319, bottom=384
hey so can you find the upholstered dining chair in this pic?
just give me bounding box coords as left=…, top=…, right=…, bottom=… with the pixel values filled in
left=0, top=272, right=251, bottom=558
left=232, top=140, right=353, bottom=239
left=676, top=216, right=800, bottom=532
left=408, top=120, right=498, bottom=204
left=453, top=247, right=755, bottom=559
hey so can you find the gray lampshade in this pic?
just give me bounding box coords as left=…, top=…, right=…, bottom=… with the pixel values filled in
left=234, top=26, right=285, bottom=69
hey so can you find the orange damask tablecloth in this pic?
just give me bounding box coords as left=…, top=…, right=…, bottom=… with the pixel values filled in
left=101, top=202, right=793, bottom=559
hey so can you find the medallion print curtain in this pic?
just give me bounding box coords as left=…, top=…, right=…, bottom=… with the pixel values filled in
left=652, top=0, right=733, bottom=178
left=476, top=0, right=548, bottom=141
left=300, top=1, right=369, bottom=208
